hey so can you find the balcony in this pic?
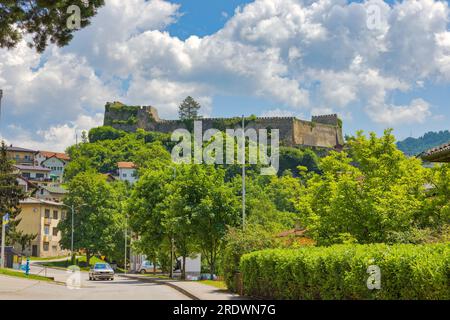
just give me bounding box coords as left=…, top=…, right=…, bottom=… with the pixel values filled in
left=44, top=218, right=51, bottom=225
left=42, top=235, right=51, bottom=242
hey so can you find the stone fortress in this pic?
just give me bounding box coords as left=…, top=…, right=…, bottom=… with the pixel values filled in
left=103, top=102, right=344, bottom=148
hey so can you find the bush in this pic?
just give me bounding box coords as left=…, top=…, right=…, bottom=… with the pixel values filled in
left=88, top=126, right=125, bottom=143
left=240, top=243, right=449, bottom=300
left=222, top=226, right=277, bottom=292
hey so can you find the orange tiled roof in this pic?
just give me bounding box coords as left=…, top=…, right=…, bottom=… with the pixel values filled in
left=117, top=162, right=136, bottom=169
left=39, top=151, right=70, bottom=161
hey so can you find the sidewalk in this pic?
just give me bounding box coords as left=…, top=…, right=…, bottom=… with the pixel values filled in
left=121, top=274, right=248, bottom=300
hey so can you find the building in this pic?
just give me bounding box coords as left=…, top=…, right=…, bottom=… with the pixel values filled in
left=15, top=198, right=68, bottom=258
left=421, top=142, right=450, bottom=163
left=16, top=176, right=38, bottom=194
left=36, top=185, right=68, bottom=203
left=35, top=151, right=70, bottom=181
left=41, top=156, right=69, bottom=181
left=117, top=162, right=137, bottom=184
left=13, top=165, right=52, bottom=184
left=103, top=102, right=344, bottom=149
left=6, top=145, right=37, bottom=165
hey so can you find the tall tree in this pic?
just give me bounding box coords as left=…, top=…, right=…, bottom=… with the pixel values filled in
left=295, top=130, right=429, bottom=245
left=0, top=141, right=25, bottom=221
left=0, top=1, right=105, bottom=53
left=178, top=96, right=201, bottom=120
left=0, top=141, right=26, bottom=248
left=58, top=172, right=124, bottom=265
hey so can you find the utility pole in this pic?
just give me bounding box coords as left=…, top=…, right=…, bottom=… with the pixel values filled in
left=71, top=205, right=74, bottom=255
left=124, top=215, right=127, bottom=274
left=1, top=214, right=9, bottom=269
left=242, top=115, right=246, bottom=230
left=0, top=89, right=3, bottom=140
left=170, top=236, right=174, bottom=278
left=62, top=203, right=86, bottom=264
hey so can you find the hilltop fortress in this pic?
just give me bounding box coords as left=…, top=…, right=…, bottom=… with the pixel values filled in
left=103, top=102, right=344, bottom=148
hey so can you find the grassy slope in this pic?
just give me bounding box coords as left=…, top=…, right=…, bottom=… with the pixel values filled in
left=43, top=255, right=104, bottom=271
left=0, top=268, right=54, bottom=282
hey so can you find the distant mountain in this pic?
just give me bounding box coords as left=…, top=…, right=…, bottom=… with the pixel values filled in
left=397, top=130, right=450, bottom=156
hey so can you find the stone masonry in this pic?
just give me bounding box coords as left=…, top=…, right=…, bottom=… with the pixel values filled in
left=103, top=102, right=344, bottom=148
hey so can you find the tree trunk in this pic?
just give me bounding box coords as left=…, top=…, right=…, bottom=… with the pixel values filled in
left=153, top=259, right=157, bottom=274
left=210, top=251, right=215, bottom=280
left=182, top=255, right=186, bottom=280
left=86, top=250, right=91, bottom=266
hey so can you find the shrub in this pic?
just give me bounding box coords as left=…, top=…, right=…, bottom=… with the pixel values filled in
left=222, top=226, right=277, bottom=292
left=240, top=243, right=449, bottom=300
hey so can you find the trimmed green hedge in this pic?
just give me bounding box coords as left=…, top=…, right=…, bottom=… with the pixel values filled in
left=240, top=243, right=450, bottom=300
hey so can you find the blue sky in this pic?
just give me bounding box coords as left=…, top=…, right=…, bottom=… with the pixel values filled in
left=168, top=0, right=450, bottom=140
left=0, top=0, right=449, bottom=151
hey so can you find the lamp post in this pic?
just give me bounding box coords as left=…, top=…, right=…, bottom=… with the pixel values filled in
left=242, top=115, right=246, bottom=230
left=0, top=89, right=3, bottom=140
left=61, top=203, right=87, bottom=263
left=169, top=166, right=177, bottom=279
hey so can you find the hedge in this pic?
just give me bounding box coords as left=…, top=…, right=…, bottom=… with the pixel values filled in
left=240, top=243, right=450, bottom=300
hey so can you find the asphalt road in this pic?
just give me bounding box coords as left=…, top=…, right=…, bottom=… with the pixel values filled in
left=0, top=263, right=190, bottom=300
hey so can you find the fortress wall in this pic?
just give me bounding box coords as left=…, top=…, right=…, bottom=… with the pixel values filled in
left=155, top=118, right=295, bottom=145
left=293, top=119, right=340, bottom=148
left=104, top=103, right=343, bottom=148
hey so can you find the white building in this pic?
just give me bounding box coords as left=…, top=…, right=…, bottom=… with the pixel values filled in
left=36, top=151, right=70, bottom=182
left=117, top=162, right=137, bottom=184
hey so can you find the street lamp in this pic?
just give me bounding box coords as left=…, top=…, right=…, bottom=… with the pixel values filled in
left=61, top=203, right=87, bottom=262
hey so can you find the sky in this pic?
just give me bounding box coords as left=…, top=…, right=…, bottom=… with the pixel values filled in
left=0, top=0, right=449, bottom=152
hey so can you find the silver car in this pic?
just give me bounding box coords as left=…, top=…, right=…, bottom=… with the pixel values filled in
left=89, top=263, right=114, bottom=281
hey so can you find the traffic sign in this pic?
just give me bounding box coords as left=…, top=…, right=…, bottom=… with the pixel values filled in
left=2, top=213, right=9, bottom=225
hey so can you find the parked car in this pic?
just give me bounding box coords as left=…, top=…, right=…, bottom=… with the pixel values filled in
left=138, top=260, right=158, bottom=274
left=89, top=263, right=114, bottom=281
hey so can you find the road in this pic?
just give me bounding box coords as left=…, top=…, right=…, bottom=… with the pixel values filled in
left=0, top=262, right=190, bottom=300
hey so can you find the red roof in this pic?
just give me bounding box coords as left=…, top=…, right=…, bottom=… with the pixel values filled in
left=117, top=162, right=136, bottom=169
left=39, top=151, right=70, bottom=161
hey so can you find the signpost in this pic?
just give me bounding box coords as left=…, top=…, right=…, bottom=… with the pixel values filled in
left=1, top=213, right=10, bottom=269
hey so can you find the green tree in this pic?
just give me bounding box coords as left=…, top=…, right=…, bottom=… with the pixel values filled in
left=0, top=141, right=26, bottom=249
left=178, top=96, right=201, bottom=120
left=58, top=172, right=124, bottom=265
left=186, top=165, right=241, bottom=278
left=10, top=230, right=37, bottom=254
left=295, top=130, right=430, bottom=245
left=88, top=126, right=125, bottom=143
left=0, top=0, right=105, bottom=53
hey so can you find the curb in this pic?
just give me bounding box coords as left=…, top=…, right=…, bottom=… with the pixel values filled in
left=120, top=274, right=200, bottom=300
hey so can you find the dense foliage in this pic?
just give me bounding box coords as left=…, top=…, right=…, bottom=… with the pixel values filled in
left=397, top=130, right=450, bottom=156
left=240, top=244, right=450, bottom=300
left=0, top=1, right=104, bottom=53
left=0, top=141, right=27, bottom=248
left=58, top=172, right=127, bottom=265
left=295, top=130, right=449, bottom=245
left=61, top=125, right=448, bottom=288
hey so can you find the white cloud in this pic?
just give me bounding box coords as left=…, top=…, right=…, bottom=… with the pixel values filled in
left=1, top=0, right=450, bottom=150
left=368, top=98, right=432, bottom=125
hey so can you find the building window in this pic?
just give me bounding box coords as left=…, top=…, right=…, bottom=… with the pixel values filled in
left=53, top=210, right=58, bottom=219
left=36, top=173, right=44, bottom=178
left=45, top=209, right=50, bottom=218
left=43, top=243, right=49, bottom=251
left=44, top=226, right=49, bottom=235
left=52, top=228, right=58, bottom=236
left=123, top=173, right=127, bottom=178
